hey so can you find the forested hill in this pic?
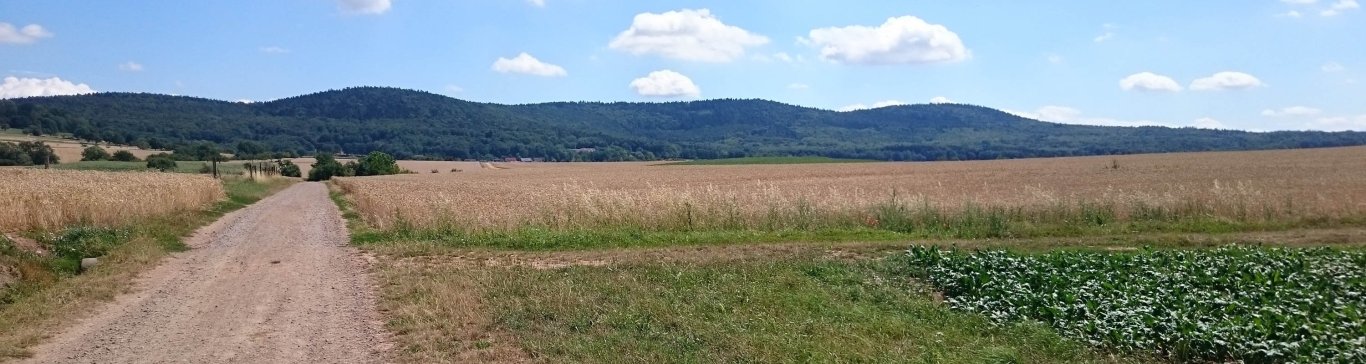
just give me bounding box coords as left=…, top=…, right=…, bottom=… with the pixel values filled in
left=4, top=86, right=1365, bottom=161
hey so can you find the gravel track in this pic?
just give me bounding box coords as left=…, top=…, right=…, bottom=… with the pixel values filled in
left=23, top=182, right=389, bottom=363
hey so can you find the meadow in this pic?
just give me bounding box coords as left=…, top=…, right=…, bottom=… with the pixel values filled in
left=331, top=146, right=1366, bottom=363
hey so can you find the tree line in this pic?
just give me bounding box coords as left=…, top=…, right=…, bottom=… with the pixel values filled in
left=7, top=87, right=1366, bottom=163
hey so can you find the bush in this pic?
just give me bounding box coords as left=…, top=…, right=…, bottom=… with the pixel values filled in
left=307, top=153, right=350, bottom=181
left=278, top=159, right=302, bottom=178
left=354, top=151, right=402, bottom=176
left=146, top=153, right=177, bottom=171
left=81, top=146, right=111, bottom=161
left=110, top=150, right=139, bottom=162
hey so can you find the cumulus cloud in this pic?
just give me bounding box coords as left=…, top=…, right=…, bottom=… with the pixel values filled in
left=805, top=16, right=969, bottom=65
left=0, top=23, right=53, bottom=45
left=260, top=46, right=290, bottom=54
left=1190, top=71, right=1264, bottom=91
left=629, top=70, right=700, bottom=98
left=337, top=0, right=391, bottom=15
left=1192, top=117, right=1229, bottom=129
left=1261, top=106, right=1322, bottom=117
left=929, top=96, right=952, bottom=104
left=837, top=100, right=907, bottom=112
left=491, top=53, right=567, bottom=77
left=1119, top=72, right=1183, bottom=92
left=527, top=0, right=545, bottom=7
left=0, top=76, right=95, bottom=99
left=609, top=9, right=768, bottom=63
left=118, top=62, right=144, bottom=72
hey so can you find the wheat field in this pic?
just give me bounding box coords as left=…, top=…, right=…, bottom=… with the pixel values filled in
left=0, top=169, right=225, bottom=232
left=334, top=146, right=1366, bottom=233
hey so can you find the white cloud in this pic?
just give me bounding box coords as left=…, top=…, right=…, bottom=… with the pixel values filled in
left=1261, top=106, right=1322, bottom=117
left=260, top=46, right=290, bottom=54
left=337, top=0, right=391, bottom=15
left=1280, top=10, right=1304, bottom=17
left=1321, top=62, right=1344, bottom=72
left=929, top=96, right=952, bottom=104
left=527, top=0, right=545, bottom=7
left=609, top=9, right=768, bottom=63
left=1311, top=114, right=1366, bottom=131
left=629, top=70, right=700, bottom=98
left=1192, top=117, right=1229, bottom=129
left=235, top=99, right=254, bottom=104
left=1093, top=32, right=1115, bottom=43
left=1321, top=0, right=1359, bottom=16
left=0, top=76, right=95, bottom=99
left=806, top=16, right=969, bottom=65
left=1119, top=72, right=1183, bottom=92
left=118, top=61, right=144, bottom=72
left=1007, top=105, right=1174, bottom=127
left=787, top=83, right=810, bottom=90
left=1046, top=53, right=1064, bottom=64
left=0, top=23, right=53, bottom=45
left=491, top=53, right=567, bottom=77
left=837, top=100, right=907, bottom=112
left=1190, top=71, right=1264, bottom=91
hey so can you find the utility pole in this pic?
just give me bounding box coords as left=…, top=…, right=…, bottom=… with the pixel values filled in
left=212, top=156, right=219, bottom=179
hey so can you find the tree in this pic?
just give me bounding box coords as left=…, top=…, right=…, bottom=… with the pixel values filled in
left=82, top=146, right=111, bottom=161
left=110, top=150, right=139, bottom=162
left=278, top=159, right=302, bottom=178
left=17, top=141, right=58, bottom=166
left=236, top=141, right=267, bottom=158
left=307, top=153, right=350, bottom=181
left=353, top=151, right=401, bottom=176
left=146, top=153, right=177, bottom=171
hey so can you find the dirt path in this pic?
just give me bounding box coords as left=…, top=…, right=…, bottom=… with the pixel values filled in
left=22, top=182, right=389, bottom=364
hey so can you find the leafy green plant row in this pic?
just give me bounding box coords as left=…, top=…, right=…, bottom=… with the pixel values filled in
left=903, top=245, right=1365, bottom=363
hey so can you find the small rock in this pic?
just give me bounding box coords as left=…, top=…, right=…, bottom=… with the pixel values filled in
left=270, top=260, right=281, bottom=264
left=80, top=258, right=99, bottom=272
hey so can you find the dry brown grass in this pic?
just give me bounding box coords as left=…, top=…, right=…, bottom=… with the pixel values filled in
left=0, top=169, right=224, bottom=232
left=335, top=147, right=1366, bottom=233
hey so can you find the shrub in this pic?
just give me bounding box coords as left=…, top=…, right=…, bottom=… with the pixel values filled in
left=146, top=154, right=178, bottom=171
left=307, top=153, right=350, bottom=181
left=277, top=159, right=302, bottom=178
left=110, top=150, right=139, bottom=162
left=81, top=146, right=110, bottom=161
left=354, top=151, right=402, bottom=176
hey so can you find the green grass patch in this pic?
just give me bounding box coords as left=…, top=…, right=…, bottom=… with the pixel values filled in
left=463, top=257, right=1124, bottom=363
left=660, top=156, right=878, bottom=165
left=904, top=245, right=1366, bottom=363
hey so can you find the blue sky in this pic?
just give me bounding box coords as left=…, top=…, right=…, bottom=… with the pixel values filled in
left=2, top=0, right=1363, bottom=131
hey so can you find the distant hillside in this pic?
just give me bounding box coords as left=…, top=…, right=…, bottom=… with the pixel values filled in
left=4, top=86, right=1365, bottom=161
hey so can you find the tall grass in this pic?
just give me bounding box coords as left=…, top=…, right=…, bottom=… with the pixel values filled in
left=0, top=169, right=224, bottom=232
